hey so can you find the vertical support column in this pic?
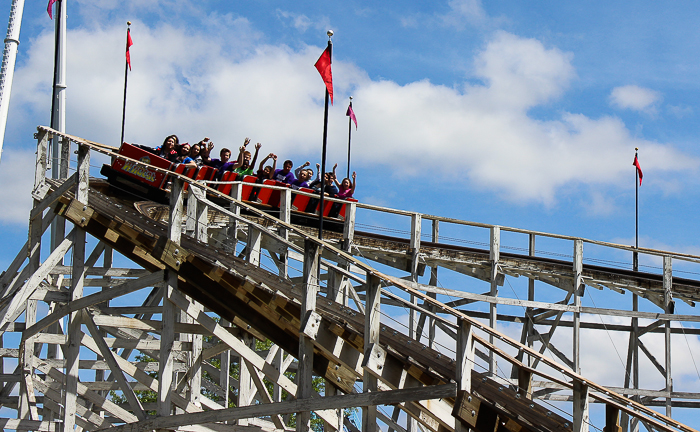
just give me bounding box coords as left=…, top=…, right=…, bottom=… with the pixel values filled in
left=573, top=380, right=590, bottom=432
left=226, top=183, right=242, bottom=253
left=362, top=274, right=381, bottom=432
left=489, top=226, right=500, bottom=376
left=337, top=201, right=356, bottom=307
left=604, top=405, right=621, bottom=432
left=185, top=192, right=196, bottom=237
left=194, top=186, right=208, bottom=244
left=455, top=319, right=474, bottom=432
left=220, top=319, right=231, bottom=408
left=247, top=226, right=261, bottom=266
left=573, top=239, right=583, bottom=374
left=278, top=188, right=291, bottom=278
left=237, top=333, right=255, bottom=426
left=409, top=214, right=421, bottom=340
left=159, top=177, right=183, bottom=417
left=64, top=142, right=90, bottom=432
left=527, top=234, right=535, bottom=364
left=427, top=220, right=439, bottom=349
left=663, top=255, right=672, bottom=417
left=297, top=239, right=320, bottom=432
left=19, top=299, right=37, bottom=420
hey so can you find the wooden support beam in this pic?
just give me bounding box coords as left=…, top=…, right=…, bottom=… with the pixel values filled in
left=605, top=404, right=622, bottom=432
left=573, top=380, right=590, bottom=432
left=663, top=255, right=673, bottom=418
left=573, top=239, right=583, bottom=374
left=102, top=384, right=457, bottom=432
left=297, top=239, right=320, bottom=432
left=160, top=177, right=184, bottom=417
left=84, top=312, right=147, bottom=420
left=455, top=319, right=475, bottom=432
left=362, top=274, right=381, bottom=432
left=489, top=226, right=500, bottom=377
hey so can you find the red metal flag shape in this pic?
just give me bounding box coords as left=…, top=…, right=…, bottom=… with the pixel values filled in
left=346, top=103, right=357, bottom=129
left=126, top=30, right=134, bottom=70
left=47, top=0, right=57, bottom=19
left=633, top=155, right=643, bottom=185
left=315, top=46, right=333, bottom=105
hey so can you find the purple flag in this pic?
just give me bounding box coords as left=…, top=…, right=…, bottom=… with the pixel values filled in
left=346, top=104, right=357, bottom=129
left=47, top=0, right=56, bottom=19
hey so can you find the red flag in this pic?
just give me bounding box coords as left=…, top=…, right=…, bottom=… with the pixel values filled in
left=126, top=30, right=134, bottom=71
left=633, top=155, right=643, bottom=185
left=315, top=46, right=333, bottom=105
left=346, top=104, right=357, bottom=129
left=47, top=0, right=57, bottom=19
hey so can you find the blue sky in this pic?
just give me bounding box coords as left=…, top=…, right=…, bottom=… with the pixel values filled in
left=1, top=0, right=700, bottom=428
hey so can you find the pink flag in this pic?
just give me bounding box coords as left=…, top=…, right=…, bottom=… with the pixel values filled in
left=346, top=104, right=357, bottom=129
left=47, top=0, right=57, bottom=19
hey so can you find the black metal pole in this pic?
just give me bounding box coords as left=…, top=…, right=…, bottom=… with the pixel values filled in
left=120, top=24, right=131, bottom=145
left=634, top=148, right=639, bottom=272
left=49, top=0, right=62, bottom=170
left=347, top=98, right=352, bottom=179
left=318, top=39, right=332, bottom=241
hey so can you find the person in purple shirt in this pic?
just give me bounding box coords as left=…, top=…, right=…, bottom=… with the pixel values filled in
left=273, top=160, right=295, bottom=184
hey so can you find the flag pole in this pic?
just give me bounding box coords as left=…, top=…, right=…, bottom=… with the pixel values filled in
left=318, top=31, right=333, bottom=241
left=634, top=147, right=639, bottom=272
left=346, top=96, right=352, bottom=179
left=120, top=22, right=131, bottom=145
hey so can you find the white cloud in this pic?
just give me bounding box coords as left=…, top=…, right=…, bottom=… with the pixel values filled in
left=3, top=11, right=698, bottom=227
left=609, top=85, right=662, bottom=114
left=439, top=0, right=488, bottom=27
left=0, top=149, right=36, bottom=224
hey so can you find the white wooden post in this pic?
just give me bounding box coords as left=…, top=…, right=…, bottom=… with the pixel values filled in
left=63, top=142, right=89, bottom=432
left=573, top=380, right=590, bottom=432
left=455, top=319, right=474, bottom=432
left=220, top=319, right=231, bottom=409
left=663, top=255, right=672, bottom=417
left=489, top=226, right=500, bottom=376
left=297, top=239, right=320, bottom=432
left=278, top=188, right=291, bottom=278
left=159, top=177, right=184, bottom=417
left=362, top=274, right=381, bottom=432
left=573, top=239, right=583, bottom=374
left=409, top=214, right=421, bottom=340
left=238, top=333, right=255, bottom=426
left=226, top=183, right=242, bottom=253
left=247, top=226, right=261, bottom=266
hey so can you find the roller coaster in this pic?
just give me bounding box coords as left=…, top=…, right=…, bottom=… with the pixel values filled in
left=0, top=126, right=698, bottom=432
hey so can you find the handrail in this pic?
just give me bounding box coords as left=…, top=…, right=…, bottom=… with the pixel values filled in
left=37, top=125, right=698, bottom=432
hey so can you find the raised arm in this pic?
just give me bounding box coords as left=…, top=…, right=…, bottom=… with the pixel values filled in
left=295, top=161, right=310, bottom=179
left=350, top=171, right=356, bottom=195
left=332, top=163, right=341, bottom=188
left=269, top=155, right=278, bottom=179
left=258, top=153, right=273, bottom=172
left=250, top=142, right=262, bottom=169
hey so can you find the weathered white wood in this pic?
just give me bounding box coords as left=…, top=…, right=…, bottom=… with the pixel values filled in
left=237, top=333, right=254, bottom=426
left=18, top=299, right=38, bottom=420
left=247, top=227, right=261, bottom=266
left=456, top=319, right=474, bottom=394
left=489, top=226, right=500, bottom=376
left=663, top=255, right=672, bottom=418
left=101, top=384, right=457, bottom=432
left=573, top=239, right=583, bottom=374
left=63, top=219, right=87, bottom=432
left=76, top=143, right=90, bottom=203
left=573, top=380, right=590, bottom=432
left=23, top=270, right=164, bottom=340
left=408, top=214, right=421, bottom=344
left=363, top=274, right=381, bottom=432
left=161, top=179, right=183, bottom=417
left=84, top=312, right=147, bottom=420
left=297, top=239, right=320, bottom=432
left=0, top=230, right=75, bottom=328
left=29, top=173, right=77, bottom=220
left=226, top=183, right=242, bottom=253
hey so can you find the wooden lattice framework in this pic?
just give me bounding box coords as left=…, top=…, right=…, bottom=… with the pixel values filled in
left=0, top=126, right=697, bottom=432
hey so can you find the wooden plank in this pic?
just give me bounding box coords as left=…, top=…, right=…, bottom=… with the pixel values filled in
left=101, top=384, right=457, bottom=432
